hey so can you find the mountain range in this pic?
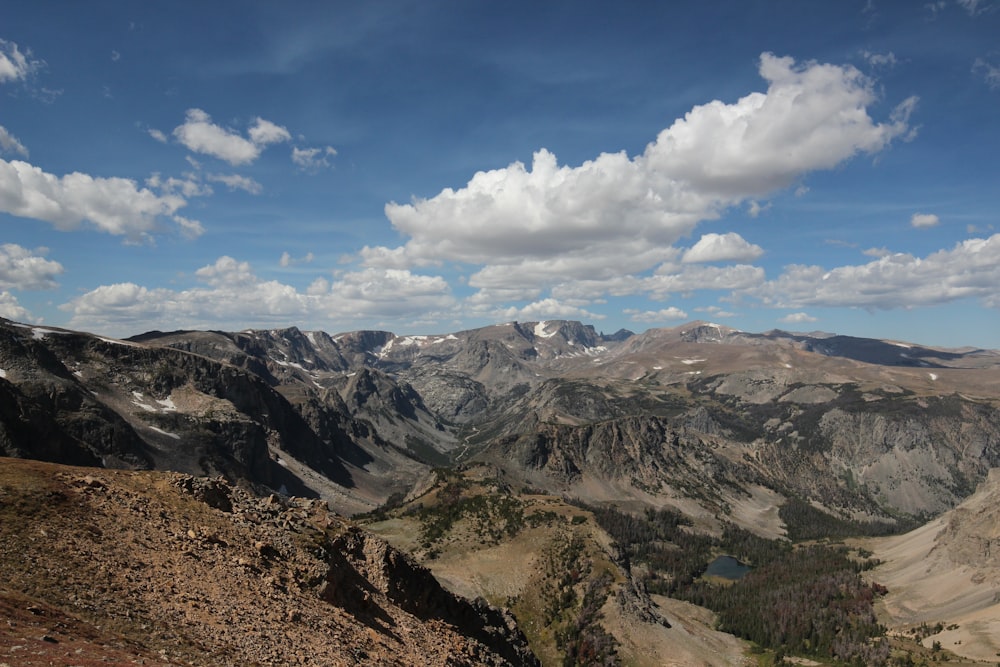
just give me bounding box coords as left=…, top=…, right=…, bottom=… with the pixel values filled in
left=6, top=316, right=998, bottom=522
left=2, top=316, right=999, bottom=664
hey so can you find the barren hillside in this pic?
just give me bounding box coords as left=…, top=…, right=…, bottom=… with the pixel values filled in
left=866, top=468, right=1000, bottom=662
left=0, top=458, right=536, bottom=666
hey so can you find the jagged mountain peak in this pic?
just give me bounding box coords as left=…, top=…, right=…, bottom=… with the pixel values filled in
left=494, top=320, right=634, bottom=362
left=526, top=319, right=594, bottom=342
left=518, top=319, right=635, bottom=345
left=330, top=329, right=395, bottom=354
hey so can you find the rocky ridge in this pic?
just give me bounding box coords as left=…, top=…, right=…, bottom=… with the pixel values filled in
left=0, top=457, right=536, bottom=666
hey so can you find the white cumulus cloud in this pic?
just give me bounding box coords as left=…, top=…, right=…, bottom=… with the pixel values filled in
left=172, top=215, right=204, bottom=239
left=172, top=109, right=290, bottom=165
left=0, top=290, right=35, bottom=322
left=492, top=298, right=602, bottom=323
left=206, top=173, right=262, bottom=194
left=0, top=158, right=189, bottom=239
left=195, top=256, right=257, bottom=288
left=0, top=243, right=64, bottom=290
left=0, top=125, right=28, bottom=157
left=752, top=234, right=1000, bottom=310
left=625, top=307, right=689, bottom=322
left=0, top=39, right=41, bottom=83
left=863, top=247, right=891, bottom=258
left=682, top=232, right=764, bottom=263
left=359, top=245, right=428, bottom=270
left=247, top=118, right=292, bottom=146
left=642, top=52, right=916, bottom=198
left=365, top=53, right=914, bottom=314
left=695, top=305, right=737, bottom=318
left=62, top=259, right=456, bottom=336
left=279, top=251, right=314, bottom=267
left=146, top=172, right=212, bottom=198
left=292, top=146, right=337, bottom=170
left=779, top=312, right=818, bottom=324
left=326, top=268, right=453, bottom=312
left=911, top=212, right=940, bottom=228
left=747, top=200, right=770, bottom=218
left=467, top=238, right=676, bottom=290
left=645, top=264, right=766, bottom=299
left=862, top=50, right=897, bottom=68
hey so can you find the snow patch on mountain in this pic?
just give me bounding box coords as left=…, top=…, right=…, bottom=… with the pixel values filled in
left=33, top=327, right=65, bottom=339
left=131, top=391, right=158, bottom=412
left=534, top=321, right=557, bottom=338
left=131, top=391, right=179, bottom=413
left=148, top=425, right=181, bottom=440
left=98, top=336, right=139, bottom=347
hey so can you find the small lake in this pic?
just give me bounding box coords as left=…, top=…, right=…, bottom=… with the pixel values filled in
left=704, top=555, right=752, bottom=580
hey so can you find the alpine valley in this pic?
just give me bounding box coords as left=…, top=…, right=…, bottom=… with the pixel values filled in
left=2, top=316, right=1000, bottom=666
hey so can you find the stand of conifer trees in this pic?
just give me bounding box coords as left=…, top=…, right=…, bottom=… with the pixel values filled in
left=578, top=501, right=891, bottom=665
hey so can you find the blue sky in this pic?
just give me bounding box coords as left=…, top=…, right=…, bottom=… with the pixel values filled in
left=1, top=1, right=998, bottom=348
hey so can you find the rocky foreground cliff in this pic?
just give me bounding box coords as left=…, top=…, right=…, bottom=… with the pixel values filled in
left=0, top=458, right=536, bottom=666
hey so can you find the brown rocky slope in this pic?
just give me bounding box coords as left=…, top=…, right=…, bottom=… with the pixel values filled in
left=0, top=457, right=537, bottom=666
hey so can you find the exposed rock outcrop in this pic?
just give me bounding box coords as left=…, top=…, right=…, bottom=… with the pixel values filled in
left=0, top=458, right=538, bottom=666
